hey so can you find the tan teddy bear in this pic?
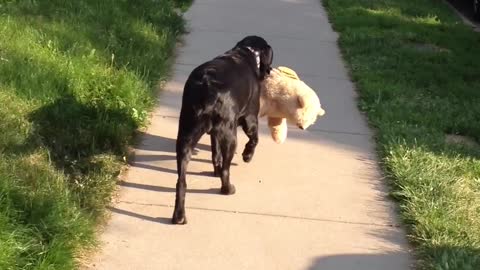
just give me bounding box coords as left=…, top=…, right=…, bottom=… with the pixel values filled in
left=259, top=66, right=326, bottom=143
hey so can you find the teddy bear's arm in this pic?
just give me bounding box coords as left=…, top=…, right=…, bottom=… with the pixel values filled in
left=267, top=117, right=288, bottom=144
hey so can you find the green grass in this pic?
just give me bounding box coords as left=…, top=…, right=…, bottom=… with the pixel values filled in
left=323, top=0, right=480, bottom=269
left=0, top=0, right=189, bottom=268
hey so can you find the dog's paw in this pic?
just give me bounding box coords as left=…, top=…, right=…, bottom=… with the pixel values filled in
left=242, top=153, right=253, bottom=163
left=242, top=150, right=254, bottom=163
left=171, top=211, right=187, bottom=225
left=220, top=184, right=236, bottom=195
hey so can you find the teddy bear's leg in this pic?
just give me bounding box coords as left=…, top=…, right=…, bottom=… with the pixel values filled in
left=268, top=117, right=288, bottom=144
left=239, top=114, right=259, bottom=163
left=210, top=133, right=222, bottom=177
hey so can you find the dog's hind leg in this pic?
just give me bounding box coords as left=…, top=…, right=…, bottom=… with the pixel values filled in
left=217, top=126, right=237, bottom=195
left=240, top=114, right=259, bottom=163
left=172, top=123, right=206, bottom=225
left=210, top=134, right=222, bottom=177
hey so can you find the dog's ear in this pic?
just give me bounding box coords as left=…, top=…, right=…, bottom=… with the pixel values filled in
left=235, top=36, right=273, bottom=79
left=259, top=45, right=273, bottom=80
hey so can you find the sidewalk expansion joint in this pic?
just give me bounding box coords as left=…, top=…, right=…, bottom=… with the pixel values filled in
left=117, top=200, right=399, bottom=228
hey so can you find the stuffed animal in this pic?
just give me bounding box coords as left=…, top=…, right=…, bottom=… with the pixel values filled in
left=259, top=66, right=326, bottom=143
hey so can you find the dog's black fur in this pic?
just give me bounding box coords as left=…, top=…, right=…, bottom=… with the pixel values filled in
left=172, top=36, right=273, bottom=224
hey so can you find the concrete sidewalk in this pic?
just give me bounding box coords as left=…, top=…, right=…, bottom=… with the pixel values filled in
left=86, top=0, right=412, bottom=269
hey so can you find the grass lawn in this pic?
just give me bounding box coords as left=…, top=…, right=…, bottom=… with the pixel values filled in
left=0, top=0, right=189, bottom=268
left=323, top=0, right=480, bottom=269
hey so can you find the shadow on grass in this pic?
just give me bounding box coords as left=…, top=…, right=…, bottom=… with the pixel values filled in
left=0, top=48, right=139, bottom=171
left=0, top=0, right=192, bottom=268
left=28, top=94, right=138, bottom=171
left=0, top=0, right=195, bottom=174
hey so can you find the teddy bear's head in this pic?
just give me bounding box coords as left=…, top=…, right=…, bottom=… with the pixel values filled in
left=272, top=66, right=325, bottom=130
left=259, top=66, right=326, bottom=143
left=290, top=80, right=325, bottom=130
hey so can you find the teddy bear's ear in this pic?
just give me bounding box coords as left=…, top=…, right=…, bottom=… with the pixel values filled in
left=297, top=94, right=306, bottom=108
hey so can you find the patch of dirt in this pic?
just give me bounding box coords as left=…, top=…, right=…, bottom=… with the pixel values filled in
left=410, top=43, right=450, bottom=53
left=445, top=134, right=480, bottom=149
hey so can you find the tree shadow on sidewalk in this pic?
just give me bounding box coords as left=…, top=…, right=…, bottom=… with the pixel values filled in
left=307, top=252, right=411, bottom=270
left=307, top=245, right=480, bottom=270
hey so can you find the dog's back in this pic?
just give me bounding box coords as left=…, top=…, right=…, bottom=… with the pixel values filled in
left=180, top=50, right=260, bottom=127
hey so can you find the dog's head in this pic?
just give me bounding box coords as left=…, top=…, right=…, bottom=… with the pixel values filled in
left=235, top=36, right=273, bottom=80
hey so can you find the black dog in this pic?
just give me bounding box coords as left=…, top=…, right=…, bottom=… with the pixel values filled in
left=172, top=36, right=273, bottom=224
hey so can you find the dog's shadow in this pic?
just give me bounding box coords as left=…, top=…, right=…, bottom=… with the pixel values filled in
left=132, top=132, right=238, bottom=176
left=135, top=132, right=211, bottom=153
left=123, top=132, right=239, bottom=193
left=114, top=132, right=242, bottom=224
left=108, top=206, right=174, bottom=225
left=118, top=180, right=219, bottom=194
